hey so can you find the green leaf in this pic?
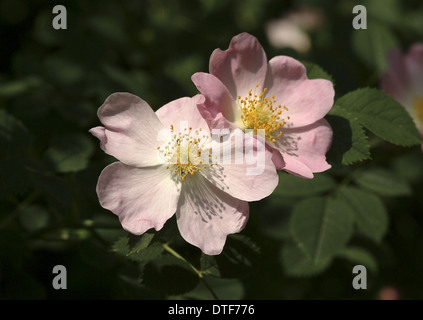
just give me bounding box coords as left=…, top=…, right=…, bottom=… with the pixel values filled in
left=290, top=196, right=355, bottom=264
left=0, top=109, right=32, bottom=157
left=338, top=186, right=388, bottom=243
left=337, top=246, right=378, bottom=273
left=303, top=61, right=334, bottom=82
left=200, top=254, right=220, bottom=277
left=128, top=233, right=155, bottom=255
left=18, top=205, right=49, bottom=232
left=335, top=88, right=422, bottom=147
left=351, top=20, right=398, bottom=71
left=45, top=134, right=95, bottom=173
left=111, top=236, right=130, bottom=256
left=280, top=241, right=332, bottom=277
left=326, top=114, right=371, bottom=165
left=271, top=172, right=336, bottom=198
left=354, top=168, right=412, bottom=197
left=113, top=234, right=165, bottom=263
left=127, top=242, right=164, bottom=263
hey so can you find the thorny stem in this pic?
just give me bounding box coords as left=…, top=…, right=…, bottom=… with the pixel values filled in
left=162, top=243, right=219, bottom=300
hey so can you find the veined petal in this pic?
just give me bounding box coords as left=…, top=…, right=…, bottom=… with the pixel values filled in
left=280, top=156, right=314, bottom=179
left=92, top=92, right=165, bottom=167
left=202, top=129, right=279, bottom=201
left=96, top=162, right=181, bottom=235
left=156, top=95, right=211, bottom=136
left=268, top=142, right=285, bottom=170
left=176, top=174, right=249, bottom=255
left=191, top=72, right=241, bottom=127
left=210, top=32, right=268, bottom=99
left=264, top=56, right=334, bottom=127
left=273, top=118, right=332, bottom=178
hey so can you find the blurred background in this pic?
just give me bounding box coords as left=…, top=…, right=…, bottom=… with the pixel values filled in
left=1, top=0, right=423, bottom=300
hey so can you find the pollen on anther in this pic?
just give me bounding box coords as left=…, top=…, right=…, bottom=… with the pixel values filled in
left=238, top=85, right=290, bottom=142
left=157, top=124, right=214, bottom=182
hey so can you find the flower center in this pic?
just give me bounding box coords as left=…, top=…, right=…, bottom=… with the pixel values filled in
left=238, top=84, right=289, bottom=142
left=413, top=95, right=423, bottom=126
left=157, top=125, right=212, bottom=181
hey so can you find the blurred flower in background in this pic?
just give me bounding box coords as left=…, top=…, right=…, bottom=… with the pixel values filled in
left=381, top=43, right=423, bottom=150
left=377, top=286, right=400, bottom=300
left=265, top=6, right=324, bottom=54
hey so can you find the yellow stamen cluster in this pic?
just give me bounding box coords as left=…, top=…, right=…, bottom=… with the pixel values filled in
left=238, top=84, right=289, bottom=142
left=157, top=125, right=212, bottom=181
left=413, top=95, right=423, bottom=125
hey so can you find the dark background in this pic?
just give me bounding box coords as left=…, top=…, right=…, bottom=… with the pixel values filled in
left=1, top=0, right=423, bottom=300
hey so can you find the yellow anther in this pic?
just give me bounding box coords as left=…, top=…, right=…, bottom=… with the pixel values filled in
left=158, top=123, right=214, bottom=182
left=237, top=85, right=290, bottom=142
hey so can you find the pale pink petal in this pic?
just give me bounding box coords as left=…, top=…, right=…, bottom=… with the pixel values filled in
left=155, top=95, right=211, bottom=135
left=273, top=119, right=332, bottom=178
left=89, top=126, right=107, bottom=151
left=191, top=72, right=241, bottom=127
left=176, top=175, right=249, bottom=255
left=268, top=142, right=285, bottom=170
left=281, top=157, right=314, bottom=179
left=405, top=44, right=423, bottom=92
left=209, top=32, right=268, bottom=99
left=202, top=129, right=279, bottom=201
left=264, top=56, right=334, bottom=127
left=381, top=47, right=412, bottom=105
left=96, top=162, right=180, bottom=235
left=92, top=93, right=165, bottom=167
left=203, top=112, right=234, bottom=131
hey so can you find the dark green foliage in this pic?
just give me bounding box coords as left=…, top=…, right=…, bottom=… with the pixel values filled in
left=1, top=0, right=423, bottom=300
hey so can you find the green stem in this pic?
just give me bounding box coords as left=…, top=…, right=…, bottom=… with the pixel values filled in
left=162, top=243, right=219, bottom=300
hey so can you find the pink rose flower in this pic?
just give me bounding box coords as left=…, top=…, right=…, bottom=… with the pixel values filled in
left=265, top=6, right=324, bottom=54
left=192, top=32, right=334, bottom=179
left=90, top=93, right=278, bottom=255
left=381, top=43, right=423, bottom=150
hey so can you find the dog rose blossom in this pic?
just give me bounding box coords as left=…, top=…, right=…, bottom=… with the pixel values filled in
left=381, top=43, right=423, bottom=150
left=192, top=32, right=335, bottom=178
left=90, top=93, right=278, bottom=255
